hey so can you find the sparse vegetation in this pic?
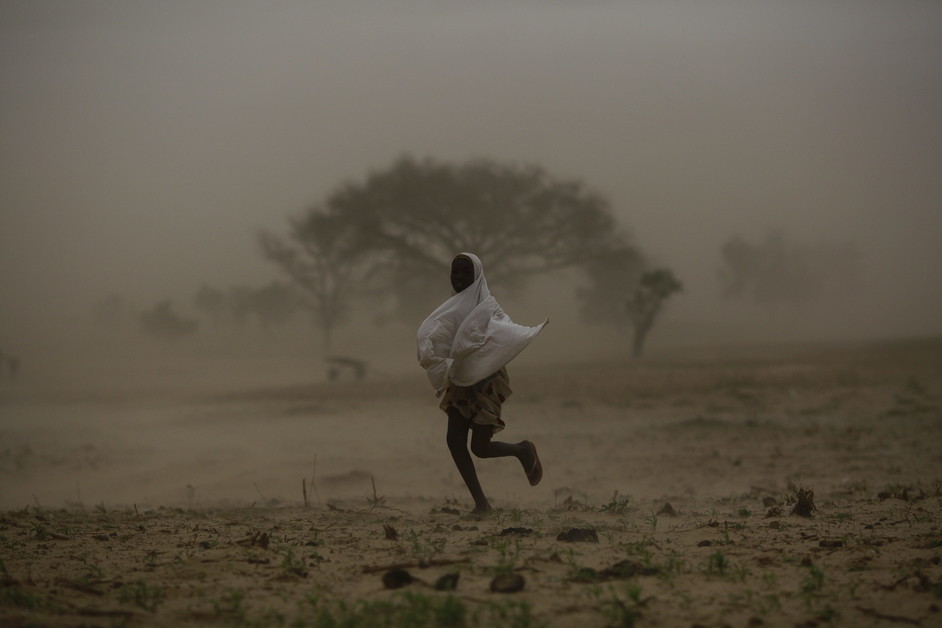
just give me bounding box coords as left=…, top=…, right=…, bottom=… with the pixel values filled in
left=1, top=339, right=939, bottom=627
left=117, top=579, right=164, bottom=612
left=300, top=592, right=531, bottom=628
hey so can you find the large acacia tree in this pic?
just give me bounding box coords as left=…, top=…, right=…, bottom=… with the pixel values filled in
left=261, top=155, right=642, bottom=346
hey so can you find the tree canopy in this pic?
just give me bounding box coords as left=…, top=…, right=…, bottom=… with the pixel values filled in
left=626, top=268, right=683, bottom=358
left=325, top=156, right=632, bottom=284
left=260, top=156, right=644, bottom=347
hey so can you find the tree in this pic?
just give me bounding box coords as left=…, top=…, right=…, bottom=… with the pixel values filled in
left=140, top=300, right=199, bottom=340
left=330, top=155, right=632, bottom=281
left=193, top=282, right=301, bottom=329
left=261, top=155, right=643, bottom=342
left=259, top=211, right=374, bottom=351
left=626, top=268, right=682, bottom=358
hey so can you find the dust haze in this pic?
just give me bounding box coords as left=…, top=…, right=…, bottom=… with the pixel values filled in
left=2, top=1, right=941, bottom=512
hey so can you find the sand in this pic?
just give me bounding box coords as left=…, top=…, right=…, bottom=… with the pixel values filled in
left=1, top=338, right=940, bottom=626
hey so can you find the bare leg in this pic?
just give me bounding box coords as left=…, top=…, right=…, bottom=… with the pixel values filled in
left=470, top=423, right=538, bottom=482
left=446, top=409, right=491, bottom=513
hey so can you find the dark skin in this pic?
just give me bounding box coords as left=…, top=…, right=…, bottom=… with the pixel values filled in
left=445, top=255, right=538, bottom=515
left=450, top=255, right=475, bottom=294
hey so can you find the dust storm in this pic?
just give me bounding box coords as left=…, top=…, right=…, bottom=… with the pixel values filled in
left=1, top=2, right=941, bottom=626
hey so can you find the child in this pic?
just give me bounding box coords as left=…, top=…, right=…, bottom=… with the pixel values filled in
left=417, top=253, right=547, bottom=514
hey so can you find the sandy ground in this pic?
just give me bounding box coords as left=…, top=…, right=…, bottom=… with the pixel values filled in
left=1, top=338, right=941, bottom=626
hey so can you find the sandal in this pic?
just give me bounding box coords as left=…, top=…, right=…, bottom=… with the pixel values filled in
left=524, top=441, right=543, bottom=486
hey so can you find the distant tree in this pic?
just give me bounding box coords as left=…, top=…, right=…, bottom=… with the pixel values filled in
left=626, top=268, right=683, bottom=358
left=262, top=155, right=642, bottom=340
left=140, top=300, right=199, bottom=340
left=193, top=281, right=303, bottom=330
left=719, top=231, right=858, bottom=306
left=259, top=211, right=373, bottom=351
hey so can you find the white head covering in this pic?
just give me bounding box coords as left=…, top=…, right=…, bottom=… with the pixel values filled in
left=416, top=253, right=548, bottom=394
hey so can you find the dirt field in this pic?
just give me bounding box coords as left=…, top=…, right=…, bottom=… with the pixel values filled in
left=1, top=338, right=941, bottom=626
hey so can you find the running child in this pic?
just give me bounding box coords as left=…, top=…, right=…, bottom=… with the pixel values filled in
left=416, top=253, right=547, bottom=514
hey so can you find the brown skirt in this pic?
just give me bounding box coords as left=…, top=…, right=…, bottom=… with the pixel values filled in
left=439, top=367, right=512, bottom=433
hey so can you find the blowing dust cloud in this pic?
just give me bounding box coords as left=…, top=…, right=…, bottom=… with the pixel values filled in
left=1, top=3, right=941, bottom=626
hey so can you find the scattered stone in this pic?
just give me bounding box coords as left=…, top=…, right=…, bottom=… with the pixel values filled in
left=382, top=568, right=414, bottom=589
left=556, top=528, right=599, bottom=543
left=490, top=572, right=525, bottom=593
left=698, top=540, right=712, bottom=547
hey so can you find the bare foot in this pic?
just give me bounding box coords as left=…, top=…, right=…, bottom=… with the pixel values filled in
left=467, top=504, right=494, bottom=519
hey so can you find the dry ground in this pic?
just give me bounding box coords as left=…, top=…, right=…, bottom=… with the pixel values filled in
left=1, top=338, right=941, bottom=627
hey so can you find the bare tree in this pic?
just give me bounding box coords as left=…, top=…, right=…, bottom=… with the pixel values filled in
left=627, top=268, right=683, bottom=358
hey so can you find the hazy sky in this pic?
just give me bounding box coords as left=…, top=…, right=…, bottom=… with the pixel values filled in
left=2, top=0, right=941, bottom=350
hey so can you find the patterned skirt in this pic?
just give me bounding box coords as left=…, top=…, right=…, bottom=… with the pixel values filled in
left=439, top=367, right=512, bottom=433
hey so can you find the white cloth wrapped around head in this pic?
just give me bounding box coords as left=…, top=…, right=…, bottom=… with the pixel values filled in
left=416, top=253, right=547, bottom=395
